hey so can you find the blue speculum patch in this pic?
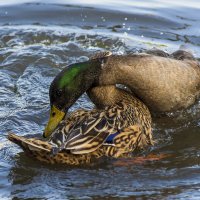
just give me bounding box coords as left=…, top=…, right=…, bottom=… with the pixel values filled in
left=106, top=132, right=120, bottom=143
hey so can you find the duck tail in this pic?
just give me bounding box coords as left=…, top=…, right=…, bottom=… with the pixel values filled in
left=7, top=133, right=51, bottom=154
left=7, top=133, right=96, bottom=165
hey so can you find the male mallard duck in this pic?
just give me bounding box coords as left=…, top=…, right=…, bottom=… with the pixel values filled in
left=43, top=50, right=200, bottom=137
left=8, top=85, right=152, bottom=165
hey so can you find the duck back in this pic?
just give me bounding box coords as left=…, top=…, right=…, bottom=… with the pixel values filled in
left=98, top=53, right=200, bottom=112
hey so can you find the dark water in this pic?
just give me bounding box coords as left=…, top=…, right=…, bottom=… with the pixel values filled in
left=0, top=0, right=200, bottom=199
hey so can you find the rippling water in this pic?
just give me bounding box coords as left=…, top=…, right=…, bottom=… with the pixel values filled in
left=0, top=0, right=200, bottom=199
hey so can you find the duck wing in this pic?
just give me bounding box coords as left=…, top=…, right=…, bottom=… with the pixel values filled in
left=103, top=124, right=153, bottom=158
left=50, top=111, right=116, bottom=154
left=49, top=104, right=131, bottom=155
left=65, top=114, right=113, bottom=154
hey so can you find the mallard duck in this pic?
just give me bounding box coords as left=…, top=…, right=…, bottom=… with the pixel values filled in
left=43, top=50, right=200, bottom=137
left=8, top=85, right=152, bottom=165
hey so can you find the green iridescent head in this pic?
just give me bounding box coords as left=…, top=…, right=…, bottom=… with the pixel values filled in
left=43, top=59, right=102, bottom=137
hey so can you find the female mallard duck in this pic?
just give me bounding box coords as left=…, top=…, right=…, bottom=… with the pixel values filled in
left=8, top=85, right=152, bottom=165
left=43, top=50, right=200, bottom=137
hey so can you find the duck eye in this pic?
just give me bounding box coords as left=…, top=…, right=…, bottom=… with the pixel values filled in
left=56, top=89, right=62, bottom=97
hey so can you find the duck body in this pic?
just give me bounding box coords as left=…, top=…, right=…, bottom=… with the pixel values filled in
left=97, top=52, right=200, bottom=112
left=8, top=86, right=152, bottom=165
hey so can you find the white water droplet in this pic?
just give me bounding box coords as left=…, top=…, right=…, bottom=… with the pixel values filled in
left=101, top=16, right=106, bottom=22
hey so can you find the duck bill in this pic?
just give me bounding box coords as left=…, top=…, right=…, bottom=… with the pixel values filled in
left=43, top=105, right=65, bottom=138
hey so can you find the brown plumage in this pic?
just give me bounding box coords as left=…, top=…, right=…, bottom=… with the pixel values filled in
left=97, top=50, right=200, bottom=112
left=8, top=86, right=152, bottom=165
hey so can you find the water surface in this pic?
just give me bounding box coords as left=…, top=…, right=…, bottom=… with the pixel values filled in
left=0, top=0, right=200, bottom=199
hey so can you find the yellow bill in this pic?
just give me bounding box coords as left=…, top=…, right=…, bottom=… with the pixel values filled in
left=43, top=105, right=65, bottom=138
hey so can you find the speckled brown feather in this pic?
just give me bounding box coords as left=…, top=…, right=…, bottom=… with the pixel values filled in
left=8, top=124, right=148, bottom=165
left=8, top=133, right=105, bottom=165
left=8, top=86, right=152, bottom=165
left=49, top=86, right=152, bottom=155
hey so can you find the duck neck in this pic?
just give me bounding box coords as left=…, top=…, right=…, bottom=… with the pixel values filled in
left=87, top=85, right=133, bottom=109
left=95, top=54, right=153, bottom=108
left=97, top=55, right=140, bottom=86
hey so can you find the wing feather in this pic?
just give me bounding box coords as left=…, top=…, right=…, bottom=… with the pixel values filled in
left=65, top=115, right=114, bottom=151
left=49, top=103, right=133, bottom=155
left=70, top=131, right=109, bottom=154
